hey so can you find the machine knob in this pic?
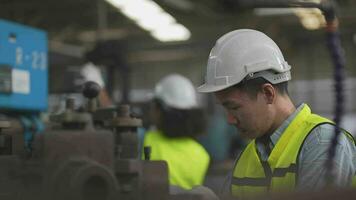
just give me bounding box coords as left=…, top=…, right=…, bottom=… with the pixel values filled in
left=82, top=81, right=101, bottom=99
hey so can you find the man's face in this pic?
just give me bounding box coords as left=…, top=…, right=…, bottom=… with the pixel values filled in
left=215, top=87, right=273, bottom=139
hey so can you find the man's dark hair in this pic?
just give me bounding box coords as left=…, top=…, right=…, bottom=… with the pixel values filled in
left=234, top=77, right=289, bottom=99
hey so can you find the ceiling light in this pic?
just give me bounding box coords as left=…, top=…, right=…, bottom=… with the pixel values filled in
left=152, top=24, right=191, bottom=42
left=106, top=0, right=191, bottom=42
left=254, top=8, right=295, bottom=16
left=294, top=8, right=325, bottom=30
left=254, top=7, right=325, bottom=30
left=136, top=12, right=175, bottom=31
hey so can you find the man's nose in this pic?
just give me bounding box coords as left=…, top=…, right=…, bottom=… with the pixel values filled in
left=227, top=112, right=237, bottom=124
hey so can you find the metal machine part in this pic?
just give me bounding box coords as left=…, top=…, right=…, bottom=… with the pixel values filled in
left=82, top=81, right=101, bottom=113
left=104, top=104, right=142, bottom=159
left=49, top=97, right=93, bottom=130
left=0, top=20, right=208, bottom=200
left=0, top=80, right=173, bottom=200
left=87, top=80, right=170, bottom=199
left=39, top=128, right=117, bottom=200
left=0, top=65, right=12, bottom=93
left=0, top=117, right=24, bottom=155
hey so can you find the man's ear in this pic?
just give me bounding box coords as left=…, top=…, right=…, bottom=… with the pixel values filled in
left=261, top=83, right=275, bottom=104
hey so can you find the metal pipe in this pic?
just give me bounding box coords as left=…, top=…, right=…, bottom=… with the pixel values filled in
left=239, top=0, right=322, bottom=9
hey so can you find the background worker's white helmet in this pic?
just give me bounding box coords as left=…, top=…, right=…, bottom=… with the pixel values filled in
left=197, top=29, right=291, bottom=93
left=155, top=74, right=199, bottom=109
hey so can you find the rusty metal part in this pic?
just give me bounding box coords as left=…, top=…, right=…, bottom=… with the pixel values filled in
left=0, top=100, right=212, bottom=200
left=0, top=120, right=11, bottom=129
left=141, top=161, right=169, bottom=200
left=106, top=117, right=142, bottom=127
left=66, top=98, right=76, bottom=111
left=87, top=99, right=98, bottom=113
left=82, top=81, right=101, bottom=113
left=114, top=159, right=169, bottom=200
left=0, top=155, right=23, bottom=199
left=116, top=159, right=144, bottom=174
left=117, top=104, right=130, bottom=117
left=49, top=111, right=92, bottom=125
left=111, top=105, right=141, bottom=159
left=96, top=105, right=142, bottom=127
left=0, top=156, right=46, bottom=200
left=114, top=130, right=139, bottom=159
left=0, top=119, right=14, bottom=155
left=38, top=129, right=119, bottom=200
left=0, top=118, right=25, bottom=155
left=41, top=129, right=114, bottom=169
left=92, top=107, right=117, bottom=122
left=92, top=104, right=142, bottom=159
left=0, top=118, right=24, bottom=134
left=93, top=105, right=142, bottom=128
left=50, top=97, right=93, bottom=129
left=44, top=158, right=119, bottom=200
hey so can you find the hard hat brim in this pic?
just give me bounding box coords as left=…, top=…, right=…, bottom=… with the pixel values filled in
left=196, top=83, right=231, bottom=93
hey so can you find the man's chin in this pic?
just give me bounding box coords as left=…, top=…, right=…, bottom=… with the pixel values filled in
left=239, top=130, right=258, bottom=140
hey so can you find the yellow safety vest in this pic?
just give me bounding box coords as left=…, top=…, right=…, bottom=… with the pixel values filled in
left=231, top=104, right=355, bottom=199
left=143, top=130, right=210, bottom=190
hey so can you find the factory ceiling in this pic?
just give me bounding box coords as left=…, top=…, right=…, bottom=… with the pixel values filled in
left=1, top=0, right=356, bottom=66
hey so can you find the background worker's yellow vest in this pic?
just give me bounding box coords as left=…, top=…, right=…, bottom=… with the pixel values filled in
left=143, top=130, right=210, bottom=190
left=231, top=105, right=356, bottom=199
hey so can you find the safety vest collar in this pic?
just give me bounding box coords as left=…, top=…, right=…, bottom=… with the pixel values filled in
left=267, top=104, right=311, bottom=167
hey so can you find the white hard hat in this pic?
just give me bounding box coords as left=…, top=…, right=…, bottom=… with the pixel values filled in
left=197, top=29, right=291, bottom=93
left=80, top=62, right=105, bottom=88
left=155, top=74, right=198, bottom=109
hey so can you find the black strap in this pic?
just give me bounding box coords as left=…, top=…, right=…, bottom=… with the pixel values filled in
left=256, top=136, right=273, bottom=157
left=231, top=177, right=270, bottom=186
left=261, top=161, right=272, bottom=189
left=273, top=164, right=297, bottom=177
left=231, top=164, right=297, bottom=186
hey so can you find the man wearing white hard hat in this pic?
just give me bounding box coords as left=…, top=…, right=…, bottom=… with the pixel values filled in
left=197, top=29, right=355, bottom=198
left=143, top=74, right=210, bottom=191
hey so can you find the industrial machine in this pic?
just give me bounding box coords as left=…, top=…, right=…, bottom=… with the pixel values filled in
left=0, top=19, right=47, bottom=157
left=43, top=81, right=170, bottom=200
left=0, top=19, right=207, bottom=200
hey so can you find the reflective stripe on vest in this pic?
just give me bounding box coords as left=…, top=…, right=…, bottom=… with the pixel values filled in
left=231, top=104, right=355, bottom=198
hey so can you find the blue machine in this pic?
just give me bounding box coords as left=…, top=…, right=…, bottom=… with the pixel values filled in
left=0, top=19, right=48, bottom=112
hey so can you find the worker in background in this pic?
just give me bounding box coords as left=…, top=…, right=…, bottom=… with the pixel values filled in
left=143, top=74, right=210, bottom=191
left=197, top=29, right=356, bottom=198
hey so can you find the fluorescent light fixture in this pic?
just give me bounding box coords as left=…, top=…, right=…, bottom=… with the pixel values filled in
left=152, top=24, right=191, bottom=42
left=136, top=12, right=175, bottom=31
left=254, top=8, right=295, bottom=16
left=253, top=0, right=325, bottom=31
left=294, top=8, right=325, bottom=30
left=105, top=0, right=191, bottom=42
